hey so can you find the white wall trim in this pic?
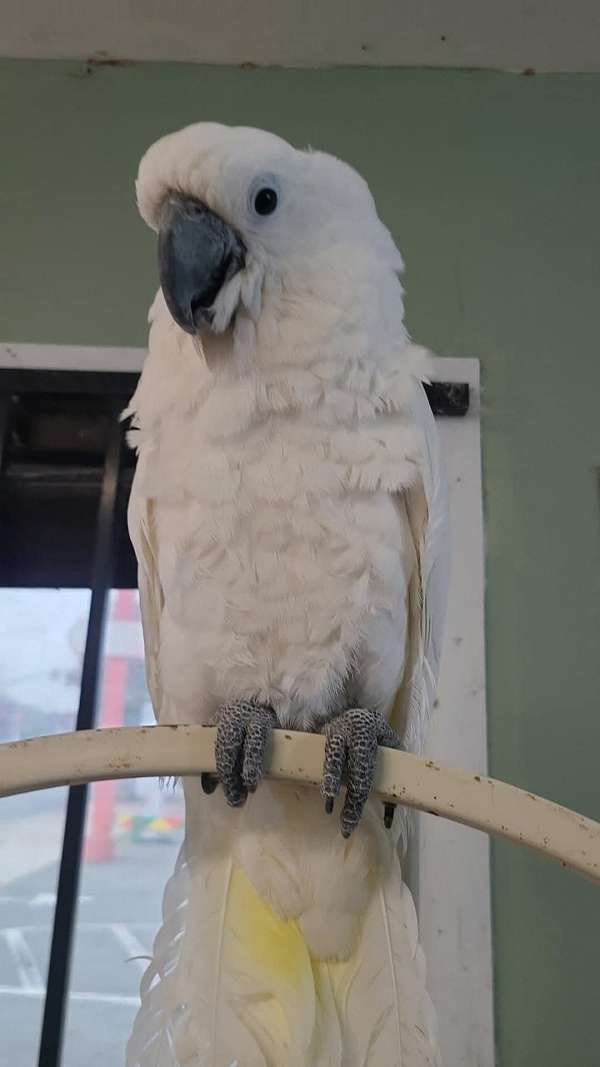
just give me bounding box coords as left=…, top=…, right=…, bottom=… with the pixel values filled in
left=0, top=342, right=145, bottom=373
left=420, top=356, right=494, bottom=1066
left=3, top=0, right=600, bottom=72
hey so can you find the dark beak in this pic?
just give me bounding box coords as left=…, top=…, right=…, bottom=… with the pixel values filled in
left=158, top=193, right=246, bottom=334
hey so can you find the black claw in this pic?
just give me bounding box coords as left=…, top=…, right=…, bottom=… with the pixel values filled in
left=325, top=797, right=334, bottom=814
left=227, top=786, right=248, bottom=808
left=383, top=802, right=396, bottom=829
left=201, top=773, right=219, bottom=795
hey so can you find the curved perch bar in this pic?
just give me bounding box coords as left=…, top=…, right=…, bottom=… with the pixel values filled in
left=0, top=725, right=598, bottom=885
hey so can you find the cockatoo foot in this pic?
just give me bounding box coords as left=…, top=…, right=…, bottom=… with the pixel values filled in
left=320, top=709, right=402, bottom=837
left=205, top=700, right=278, bottom=807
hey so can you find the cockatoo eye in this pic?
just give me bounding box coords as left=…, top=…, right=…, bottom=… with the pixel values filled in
left=253, top=187, right=278, bottom=216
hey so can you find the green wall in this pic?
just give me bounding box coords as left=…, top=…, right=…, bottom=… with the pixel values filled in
left=1, top=60, right=599, bottom=1065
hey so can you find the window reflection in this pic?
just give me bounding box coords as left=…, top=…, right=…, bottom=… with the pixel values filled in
left=63, top=591, right=183, bottom=1066
left=0, top=588, right=90, bottom=1065
left=0, top=588, right=183, bottom=1065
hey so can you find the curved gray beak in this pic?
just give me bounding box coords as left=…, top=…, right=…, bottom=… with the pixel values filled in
left=158, top=193, right=246, bottom=334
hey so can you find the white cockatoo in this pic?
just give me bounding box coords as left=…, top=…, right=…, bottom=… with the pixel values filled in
left=125, top=123, right=449, bottom=1067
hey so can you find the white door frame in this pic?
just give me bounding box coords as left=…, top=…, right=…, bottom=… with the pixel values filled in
left=419, top=356, right=493, bottom=1067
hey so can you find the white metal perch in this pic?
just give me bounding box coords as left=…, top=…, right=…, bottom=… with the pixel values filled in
left=0, top=725, right=598, bottom=885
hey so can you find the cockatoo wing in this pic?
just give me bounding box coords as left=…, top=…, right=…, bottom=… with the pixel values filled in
left=128, top=455, right=164, bottom=721
left=391, top=379, right=450, bottom=754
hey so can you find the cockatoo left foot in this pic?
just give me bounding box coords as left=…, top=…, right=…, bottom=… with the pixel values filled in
left=207, top=700, right=278, bottom=807
left=321, top=709, right=402, bottom=838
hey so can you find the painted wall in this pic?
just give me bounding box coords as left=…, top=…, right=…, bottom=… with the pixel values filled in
left=1, top=60, right=599, bottom=1066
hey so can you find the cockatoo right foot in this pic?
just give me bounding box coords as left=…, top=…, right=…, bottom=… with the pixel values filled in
left=206, top=700, right=278, bottom=807
left=321, top=708, right=402, bottom=838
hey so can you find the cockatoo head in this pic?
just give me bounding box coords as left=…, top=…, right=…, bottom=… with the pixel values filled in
left=136, top=123, right=404, bottom=340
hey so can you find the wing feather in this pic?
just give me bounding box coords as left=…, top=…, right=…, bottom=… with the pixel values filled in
left=391, top=380, right=450, bottom=753
left=128, top=459, right=164, bottom=721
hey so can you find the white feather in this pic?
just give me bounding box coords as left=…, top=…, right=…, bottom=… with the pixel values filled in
left=331, top=855, right=440, bottom=1066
